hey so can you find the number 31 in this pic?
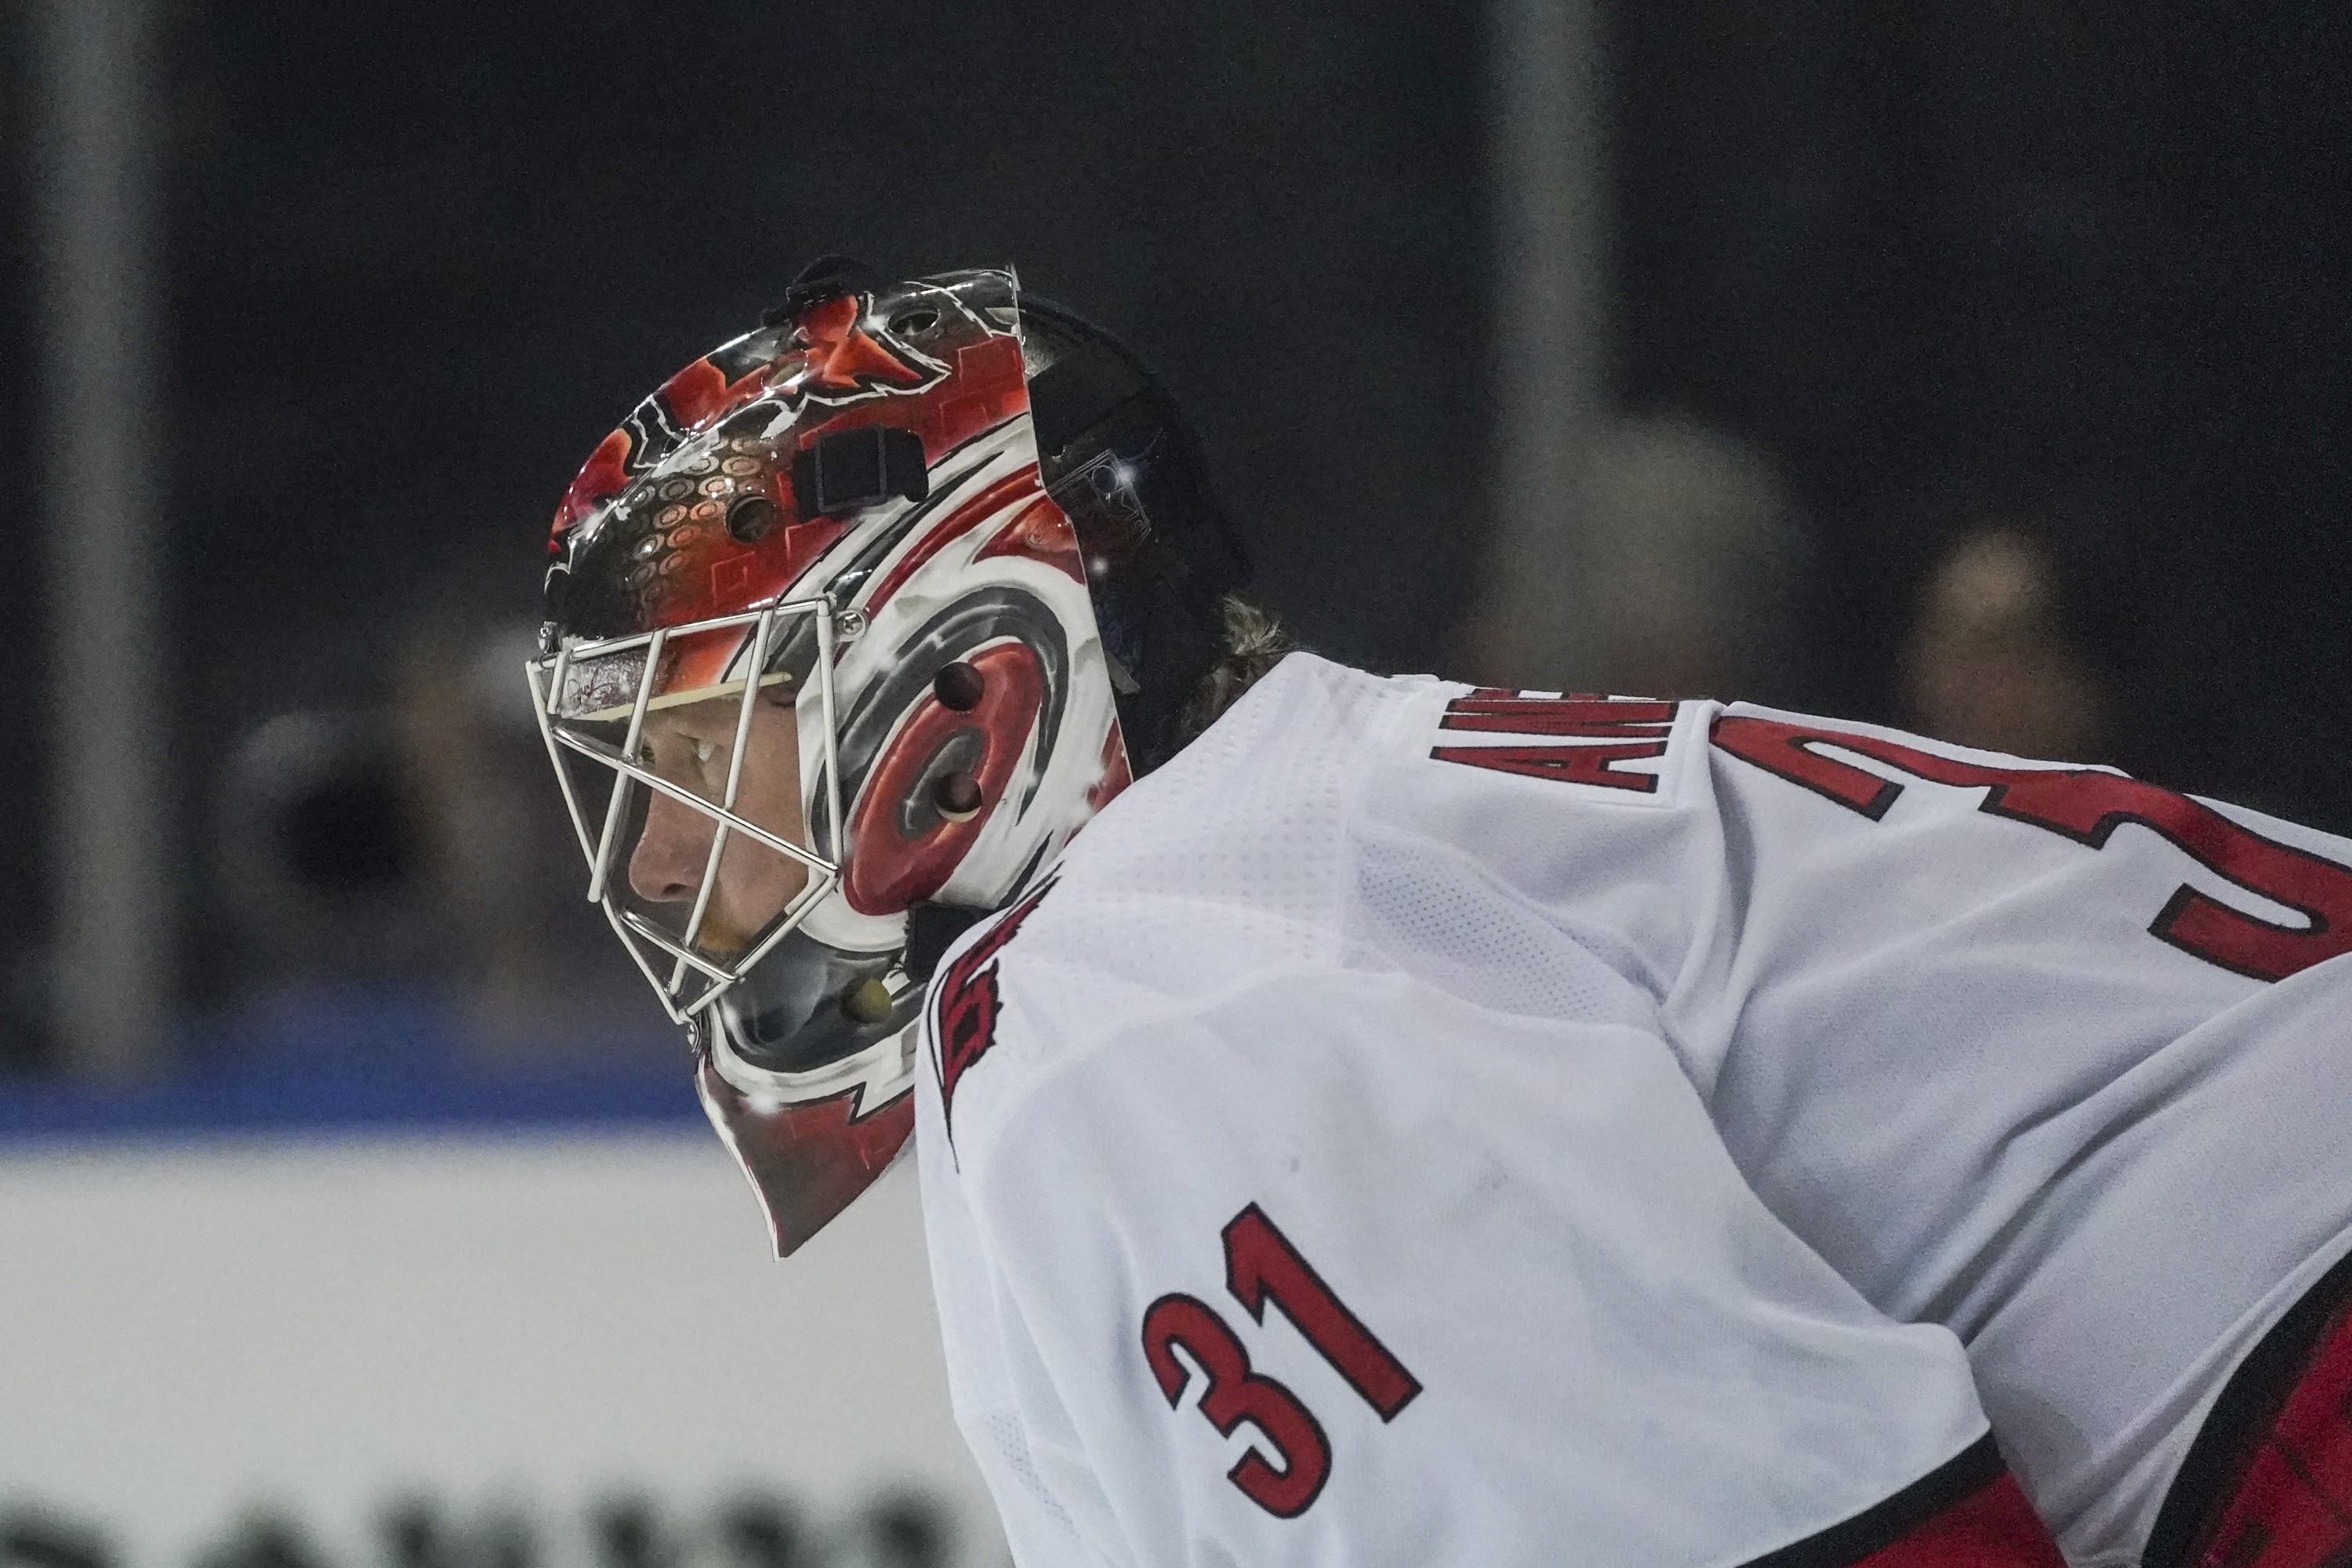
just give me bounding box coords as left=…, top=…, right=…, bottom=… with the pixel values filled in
left=1138, top=1204, right=1421, bottom=1519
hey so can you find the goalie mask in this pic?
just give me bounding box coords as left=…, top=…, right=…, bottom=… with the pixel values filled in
left=530, top=263, right=1245, bottom=1254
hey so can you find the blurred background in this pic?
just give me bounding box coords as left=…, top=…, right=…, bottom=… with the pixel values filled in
left=0, top=0, right=2344, bottom=1560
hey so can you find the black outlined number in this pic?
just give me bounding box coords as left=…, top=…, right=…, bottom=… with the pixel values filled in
left=1141, top=1294, right=1333, bottom=1518
left=1138, top=1205, right=1421, bottom=1519
left=1222, top=1204, right=1422, bottom=1421
left=1711, top=714, right=2352, bottom=982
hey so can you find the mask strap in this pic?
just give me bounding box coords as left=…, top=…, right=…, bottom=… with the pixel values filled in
left=902, top=900, right=997, bottom=982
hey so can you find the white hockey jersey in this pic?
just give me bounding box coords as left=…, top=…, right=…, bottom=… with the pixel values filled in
left=914, top=653, right=2352, bottom=1568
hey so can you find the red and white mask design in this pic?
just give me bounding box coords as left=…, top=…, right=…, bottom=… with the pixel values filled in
left=528, top=269, right=1131, bottom=1253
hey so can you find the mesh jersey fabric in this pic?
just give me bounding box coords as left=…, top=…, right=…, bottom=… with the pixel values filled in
left=1345, top=673, right=2352, bottom=1565
left=916, top=653, right=2352, bottom=1566
left=914, top=655, right=2001, bottom=1568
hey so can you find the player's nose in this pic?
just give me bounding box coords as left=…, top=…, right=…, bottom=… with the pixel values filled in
left=628, top=790, right=713, bottom=904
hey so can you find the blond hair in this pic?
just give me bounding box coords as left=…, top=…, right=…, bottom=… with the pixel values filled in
left=1174, top=593, right=1301, bottom=743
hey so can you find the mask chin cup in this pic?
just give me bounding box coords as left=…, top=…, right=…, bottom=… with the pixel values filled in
left=695, top=1049, right=917, bottom=1258
left=712, top=926, right=919, bottom=1077
left=695, top=923, right=924, bottom=1258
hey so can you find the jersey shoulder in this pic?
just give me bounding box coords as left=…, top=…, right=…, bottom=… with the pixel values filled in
left=920, top=653, right=1426, bottom=1162
left=922, top=664, right=1733, bottom=1158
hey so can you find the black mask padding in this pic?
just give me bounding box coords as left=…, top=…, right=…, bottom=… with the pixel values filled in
left=767, top=253, right=884, bottom=326
left=1021, top=296, right=1252, bottom=773
left=717, top=927, right=918, bottom=1075
left=794, top=425, right=930, bottom=517
left=904, top=902, right=991, bottom=982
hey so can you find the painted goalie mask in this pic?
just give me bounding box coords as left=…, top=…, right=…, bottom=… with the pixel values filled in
left=530, top=262, right=1244, bottom=1254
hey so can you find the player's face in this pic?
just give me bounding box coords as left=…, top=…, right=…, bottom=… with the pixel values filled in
left=625, top=690, right=809, bottom=956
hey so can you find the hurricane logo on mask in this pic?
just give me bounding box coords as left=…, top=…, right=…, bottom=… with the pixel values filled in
left=524, top=266, right=1137, bottom=1256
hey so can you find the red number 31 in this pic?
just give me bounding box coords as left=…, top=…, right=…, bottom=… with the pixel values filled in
left=1138, top=1205, right=1421, bottom=1519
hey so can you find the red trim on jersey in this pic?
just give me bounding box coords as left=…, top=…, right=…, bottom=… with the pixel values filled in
left=1741, top=1437, right=2065, bottom=1568
left=2150, top=1250, right=2352, bottom=1568
left=2193, top=1338, right=2352, bottom=1568
left=1848, top=1472, right=2066, bottom=1568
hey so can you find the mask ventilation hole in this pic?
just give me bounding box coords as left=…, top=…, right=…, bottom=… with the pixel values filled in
left=726, top=494, right=779, bottom=543
left=932, top=771, right=983, bottom=822
left=934, top=661, right=985, bottom=711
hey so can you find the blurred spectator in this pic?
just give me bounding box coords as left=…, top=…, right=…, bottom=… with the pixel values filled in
left=201, top=572, right=674, bottom=1076
left=0, top=1508, right=111, bottom=1568
left=390, top=584, right=674, bottom=1068
left=218, top=708, right=429, bottom=989
left=1463, top=412, right=1811, bottom=704
left=1900, top=519, right=2110, bottom=764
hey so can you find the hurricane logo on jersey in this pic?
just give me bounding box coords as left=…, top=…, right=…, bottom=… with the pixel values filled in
left=933, top=876, right=1058, bottom=1141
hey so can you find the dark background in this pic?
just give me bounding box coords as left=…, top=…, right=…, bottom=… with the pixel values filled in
left=2, top=0, right=2344, bottom=1073
left=1616, top=0, right=2347, bottom=805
